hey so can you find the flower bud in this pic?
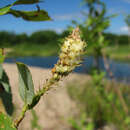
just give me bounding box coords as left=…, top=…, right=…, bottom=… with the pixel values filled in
left=52, top=27, right=86, bottom=79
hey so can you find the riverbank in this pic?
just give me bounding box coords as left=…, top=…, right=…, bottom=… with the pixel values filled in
left=105, top=45, right=130, bottom=62
left=5, top=43, right=60, bottom=57
left=5, top=44, right=130, bottom=62
left=1, top=63, right=130, bottom=130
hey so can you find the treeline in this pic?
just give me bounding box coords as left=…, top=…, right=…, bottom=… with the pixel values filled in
left=104, top=33, right=129, bottom=45
left=0, top=30, right=129, bottom=47
left=0, top=30, right=62, bottom=46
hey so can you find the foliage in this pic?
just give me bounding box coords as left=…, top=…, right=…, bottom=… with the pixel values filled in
left=30, top=30, right=59, bottom=44
left=0, top=0, right=52, bottom=129
left=0, top=113, right=16, bottom=130
left=16, top=62, right=35, bottom=105
left=0, top=49, right=13, bottom=115
left=0, top=49, right=5, bottom=63
left=104, top=33, right=129, bottom=45
left=69, top=113, right=94, bottom=130
left=79, top=0, right=111, bottom=57
left=125, top=14, right=130, bottom=27
left=0, top=31, right=129, bottom=47
left=31, top=110, right=42, bottom=130
left=0, top=26, right=86, bottom=129
left=0, top=0, right=51, bottom=21
left=68, top=71, right=130, bottom=129
left=124, top=14, right=130, bottom=45
left=0, top=0, right=129, bottom=129
left=0, top=30, right=61, bottom=46
left=68, top=0, right=130, bottom=130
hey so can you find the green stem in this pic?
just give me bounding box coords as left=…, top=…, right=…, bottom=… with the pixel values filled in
left=14, top=104, right=28, bottom=128
left=38, top=77, right=56, bottom=97
left=14, top=77, right=57, bottom=129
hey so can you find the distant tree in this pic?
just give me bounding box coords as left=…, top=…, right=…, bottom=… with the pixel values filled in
left=118, top=35, right=128, bottom=45
left=60, top=30, right=70, bottom=38
left=30, top=30, right=59, bottom=44
left=14, top=33, right=29, bottom=44
left=125, top=14, right=130, bottom=45
left=0, top=31, right=16, bottom=46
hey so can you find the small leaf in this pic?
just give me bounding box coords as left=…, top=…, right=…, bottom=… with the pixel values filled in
left=8, top=9, right=51, bottom=21
left=0, top=5, right=12, bottom=15
left=28, top=94, right=41, bottom=109
left=0, top=64, right=13, bottom=115
left=0, top=49, right=5, bottom=63
left=0, top=0, right=51, bottom=21
left=85, top=122, right=94, bottom=130
left=16, top=62, right=35, bottom=105
left=0, top=64, right=11, bottom=94
left=0, top=113, right=16, bottom=130
left=14, top=0, right=42, bottom=5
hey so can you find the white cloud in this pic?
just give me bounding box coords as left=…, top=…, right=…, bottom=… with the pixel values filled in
left=121, top=0, right=130, bottom=4
left=45, top=27, right=65, bottom=34
left=53, top=28, right=65, bottom=33
left=53, top=13, right=83, bottom=21
left=122, top=0, right=130, bottom=3
left=120, top=26, right=129, bottom=32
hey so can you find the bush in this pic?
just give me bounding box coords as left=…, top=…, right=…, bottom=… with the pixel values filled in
left=68, top=71, right=130, bottom=130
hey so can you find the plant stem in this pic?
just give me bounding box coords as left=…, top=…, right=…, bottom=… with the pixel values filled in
left=13, top=27, right=85, bottom=129
left=14, top=104, right=28, bottom=128
left=14, top=77, right=57, bottom=129
left=39, top=77, right=56, bottom=96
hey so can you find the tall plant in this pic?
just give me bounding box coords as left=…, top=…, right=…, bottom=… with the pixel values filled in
left=68, top=0, right=130, bottom=129
left=125, top=14, right=130, bottom=45
left=79, top=0, right=111, bottom=70
left=0, top=0, right=86, bottom=129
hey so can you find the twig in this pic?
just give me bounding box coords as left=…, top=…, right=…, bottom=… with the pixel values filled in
left=14, top=104, right=28, bottom=128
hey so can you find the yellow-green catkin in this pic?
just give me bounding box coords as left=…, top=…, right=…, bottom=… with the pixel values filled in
left=51, top=27, right=86, bottom=80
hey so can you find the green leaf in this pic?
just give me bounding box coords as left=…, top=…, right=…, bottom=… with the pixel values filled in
left=14, top=0, right=42, bottom=5
left=0, top=64, right=11, bottom=93
left=98, top=35, right=104, bottom=45
left=16, top=62, right=35, bottom=105
left=0, top=5, right=12, bottom=15
left=85, top=122, right=94, bottom=130
left=8, top=9, right=51, bottom=21
left=0, top=0, right=42, bottom=16
left=0, top=0, right=51, bottom=21
left=0, top=64, right=13, bottom=116
left=0, top=113, right=16, bottom=130
left=125, top=116, right=130, bottom=125
left=0, top=49, right=5, bottom=63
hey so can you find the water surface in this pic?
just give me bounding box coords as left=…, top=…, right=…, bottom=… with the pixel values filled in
left=5, top=56, right=130, bottom=84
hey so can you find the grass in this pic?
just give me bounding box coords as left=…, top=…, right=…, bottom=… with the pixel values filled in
left=6, top=43, right=60, bottom=57
left=67, top=78, right=130, bottom=130
left=105, top=45, right=130, bottom=63
left=4, top=43, right=130, bottom=63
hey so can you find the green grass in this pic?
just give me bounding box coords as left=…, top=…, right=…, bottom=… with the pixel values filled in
left=6, top=43, right=60, bottom=57
left=5, top=43, right=130, bottom=63
left=67, top=78, right=130, bottom=130
left=105, top=45, right=130, bottom=62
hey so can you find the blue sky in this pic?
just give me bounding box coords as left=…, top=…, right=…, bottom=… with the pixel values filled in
left=0, top=0, right=130, bottom=35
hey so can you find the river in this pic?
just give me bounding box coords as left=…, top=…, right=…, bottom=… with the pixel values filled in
left=5, top=56, right=130, bottom=84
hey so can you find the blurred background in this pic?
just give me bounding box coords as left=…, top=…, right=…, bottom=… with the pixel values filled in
left=0, top=0, right=130, bottom=130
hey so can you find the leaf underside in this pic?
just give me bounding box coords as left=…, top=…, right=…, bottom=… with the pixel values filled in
left=0, top=0, right=51, bottom=21
left=16, top=62, right=35, bottom=105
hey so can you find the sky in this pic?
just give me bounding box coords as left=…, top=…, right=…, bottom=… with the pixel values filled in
left=0, top=0, right=130, bottom=35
